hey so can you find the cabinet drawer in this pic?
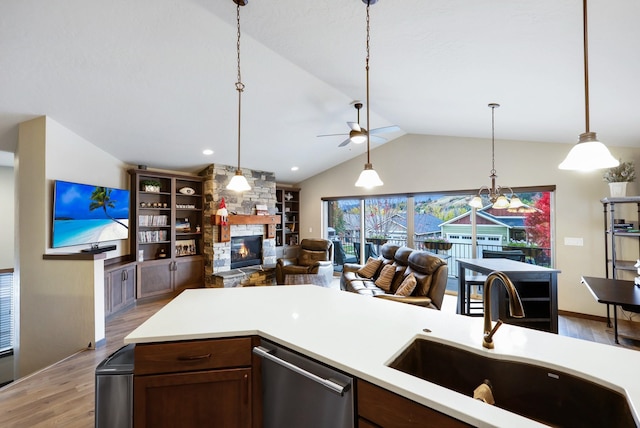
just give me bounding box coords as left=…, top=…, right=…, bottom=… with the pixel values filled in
left=357, top=380, right=472, bottom=428
left=134, top=337, right=252, bottom=375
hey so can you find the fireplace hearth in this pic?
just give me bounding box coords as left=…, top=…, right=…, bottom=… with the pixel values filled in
left=231, top=235, right=263, bottom=269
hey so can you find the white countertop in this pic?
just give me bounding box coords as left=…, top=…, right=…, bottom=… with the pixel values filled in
left=125, top=286, right=640, bottom=427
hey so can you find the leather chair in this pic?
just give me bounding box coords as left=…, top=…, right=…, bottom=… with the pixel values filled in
left=275, top=239, right=334, bottom=285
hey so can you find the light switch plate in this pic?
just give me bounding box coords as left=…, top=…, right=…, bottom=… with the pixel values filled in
left=564, top=237, right=584, bottom=246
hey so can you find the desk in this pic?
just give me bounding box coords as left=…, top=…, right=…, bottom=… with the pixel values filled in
left=457, top=258, right=561, bottom=333
left=581, top=276, right=640, bottom=344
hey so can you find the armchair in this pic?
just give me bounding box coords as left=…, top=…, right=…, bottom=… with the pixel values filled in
left=275, top=239, right=334, bottom=285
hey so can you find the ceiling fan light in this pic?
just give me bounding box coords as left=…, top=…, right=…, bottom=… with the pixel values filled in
left=355, top=163, right=383, bottom=188
left=492, top=194, right=510, bottom=210
left=469, top=196, right=484, bottom=209
left=226, top=170, right=251, bottom=192
left=350, top=131, right=367, bottom=144
left=558, top=132, right=619, bottom=171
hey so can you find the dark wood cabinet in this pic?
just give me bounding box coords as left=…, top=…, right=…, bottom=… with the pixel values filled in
left=133, top=337, right=255, bottom=428
left=129, top=169, right=204, bottom=300
left=357, top=380, right=472, bottom=428
left=458, top=258, right=560, bottom=333
left=104, top=262, right=136, bottom=318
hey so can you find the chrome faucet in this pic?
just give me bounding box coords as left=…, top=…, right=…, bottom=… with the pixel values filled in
left=483, top=271, right=525, bottom=349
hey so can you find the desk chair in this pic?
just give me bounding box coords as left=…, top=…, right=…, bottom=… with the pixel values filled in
left=465, top=250, right=525, bottom=316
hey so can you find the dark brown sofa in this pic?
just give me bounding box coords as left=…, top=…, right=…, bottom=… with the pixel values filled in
left=340, top=243, right=448, bottom=310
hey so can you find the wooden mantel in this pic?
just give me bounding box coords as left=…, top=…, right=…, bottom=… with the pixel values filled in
left=211, top=214, right=281, bottom=242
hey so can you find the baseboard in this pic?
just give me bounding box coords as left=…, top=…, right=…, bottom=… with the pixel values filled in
left=558, top=310, right=607, bottom=323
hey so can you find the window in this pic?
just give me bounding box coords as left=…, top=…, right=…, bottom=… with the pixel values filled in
left=0, top=270, right=14, bottom=353
left=325, top=188, right=554, bottom=283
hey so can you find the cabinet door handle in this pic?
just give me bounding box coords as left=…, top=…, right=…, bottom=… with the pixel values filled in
left=177, top=353, right=211, bottom=362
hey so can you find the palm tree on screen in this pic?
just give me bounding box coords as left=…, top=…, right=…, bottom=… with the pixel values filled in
left=89, top=187, right=128, bottom=229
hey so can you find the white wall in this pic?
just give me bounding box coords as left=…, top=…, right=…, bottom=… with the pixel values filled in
left=298, top=133, right=640, bottom=318
left=0, top=165, right=14, bottom=269
left=16, top=116, right=129, bottom=378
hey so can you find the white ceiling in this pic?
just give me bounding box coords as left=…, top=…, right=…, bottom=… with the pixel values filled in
left=1, top=0, right=639, bottom=182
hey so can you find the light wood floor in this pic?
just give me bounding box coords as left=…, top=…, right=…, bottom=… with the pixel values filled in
left=0, top=292, right=638, bottom=427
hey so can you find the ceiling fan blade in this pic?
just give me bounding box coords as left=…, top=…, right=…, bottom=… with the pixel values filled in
left=317, top=133, right=348, bottom=138
left=370, top=135, right=387, bottom=144
left=369, top=125, right=401, bottom=135
left=338, top=138, right=352, bottom=147
left=347, top=122, right=361, bottom=132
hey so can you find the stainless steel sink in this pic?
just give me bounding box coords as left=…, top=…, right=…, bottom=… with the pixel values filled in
left=388, top=338, right=636, bottom=428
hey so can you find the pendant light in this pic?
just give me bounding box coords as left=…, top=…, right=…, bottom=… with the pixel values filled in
left=558, top=0, right=618, bottom=171
left=226, top=0, right=251, bottom=192
left=469, top=104, right=527, bottom=211
left=355, top=0, right=383, bottom=188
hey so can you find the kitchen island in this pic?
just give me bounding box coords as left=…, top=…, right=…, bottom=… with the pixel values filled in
left=125, top=286, right=640, bottom=427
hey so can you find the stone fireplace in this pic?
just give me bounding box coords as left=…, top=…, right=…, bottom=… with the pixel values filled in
left=200, top=164, right=277, bottom=287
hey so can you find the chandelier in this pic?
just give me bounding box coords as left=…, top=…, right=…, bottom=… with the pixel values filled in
left=226, top=0, right=251, bottom=192
left=469, top=103, right=526, bottom=211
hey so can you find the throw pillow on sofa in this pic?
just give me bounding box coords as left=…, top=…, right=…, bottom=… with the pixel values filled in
left=374, top=264, right=395, bottom=291
left=395, top=273, right=417, bottom=296
left=390, top=265, right=407, bottom=293
left=357, top=257, right=382, bottom=279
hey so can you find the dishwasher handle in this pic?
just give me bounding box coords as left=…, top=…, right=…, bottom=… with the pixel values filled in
left=253, top=346, right=349, bottom=396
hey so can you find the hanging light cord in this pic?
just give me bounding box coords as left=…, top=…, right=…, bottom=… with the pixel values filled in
left=490, top=104, right=496, bottom=178
left=365, top=0, right=371, bottom=165
left=582, top=0, right=590, bottom=133
left=235, top=3, right=245, bottom=172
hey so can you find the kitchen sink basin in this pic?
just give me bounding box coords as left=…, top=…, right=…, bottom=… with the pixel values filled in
left=388, top=338, right=636, bottom=428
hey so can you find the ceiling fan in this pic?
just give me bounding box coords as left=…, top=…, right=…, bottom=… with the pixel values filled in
left=317, top=102, right=400, bottom=147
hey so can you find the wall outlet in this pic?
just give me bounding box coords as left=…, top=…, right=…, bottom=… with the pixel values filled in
left=564, top=237, right=584, bottom=246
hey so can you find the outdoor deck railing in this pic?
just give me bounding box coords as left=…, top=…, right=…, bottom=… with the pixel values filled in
left=335, top=239, right=550, bottom=279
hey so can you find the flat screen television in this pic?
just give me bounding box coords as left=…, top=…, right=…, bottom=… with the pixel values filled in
left=52, top=180, right=130, bottom=249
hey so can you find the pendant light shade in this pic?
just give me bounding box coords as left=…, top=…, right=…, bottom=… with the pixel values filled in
left=355, top=163, right=383, bottom=188
left=226, top=0, right=251, bottom=192
left=355, top=0, right=383, bottom=188
left=559, top=0, right=618, bottom=171
left=227, top=169, right=251, bottom=192
left=558, top=132, right=619, bottom=171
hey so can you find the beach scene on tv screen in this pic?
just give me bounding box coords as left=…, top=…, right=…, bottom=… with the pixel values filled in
left=53, top=181, right=130, bottom=248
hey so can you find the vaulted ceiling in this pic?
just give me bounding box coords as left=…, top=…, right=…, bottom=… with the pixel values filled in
left=1, top=0, right=638, bottom=182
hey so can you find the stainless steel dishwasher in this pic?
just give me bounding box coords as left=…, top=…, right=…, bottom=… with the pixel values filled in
left=253, top=339, right=355, bottom=428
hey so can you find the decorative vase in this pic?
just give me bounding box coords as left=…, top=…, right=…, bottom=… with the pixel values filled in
left=609, top=182, right=628, bottom=197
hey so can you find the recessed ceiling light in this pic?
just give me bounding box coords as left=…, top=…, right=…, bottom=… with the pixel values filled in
left=203, top=149, right=214, bottom=155
left=291, top=166, right=299, bottom=171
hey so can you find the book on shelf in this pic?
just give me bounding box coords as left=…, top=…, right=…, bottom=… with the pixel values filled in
left=138, top=230, right=168, bottom=243
left=138, top=214, right=168, bottom=227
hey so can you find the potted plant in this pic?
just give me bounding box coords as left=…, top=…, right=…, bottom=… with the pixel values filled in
left=502, top=240, right=542, bottom=260
left=603, top=160, right=636, bottom=197
left=421, top=237, right=452, bottom=251
left=141, top=179, right=161, bottom=193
